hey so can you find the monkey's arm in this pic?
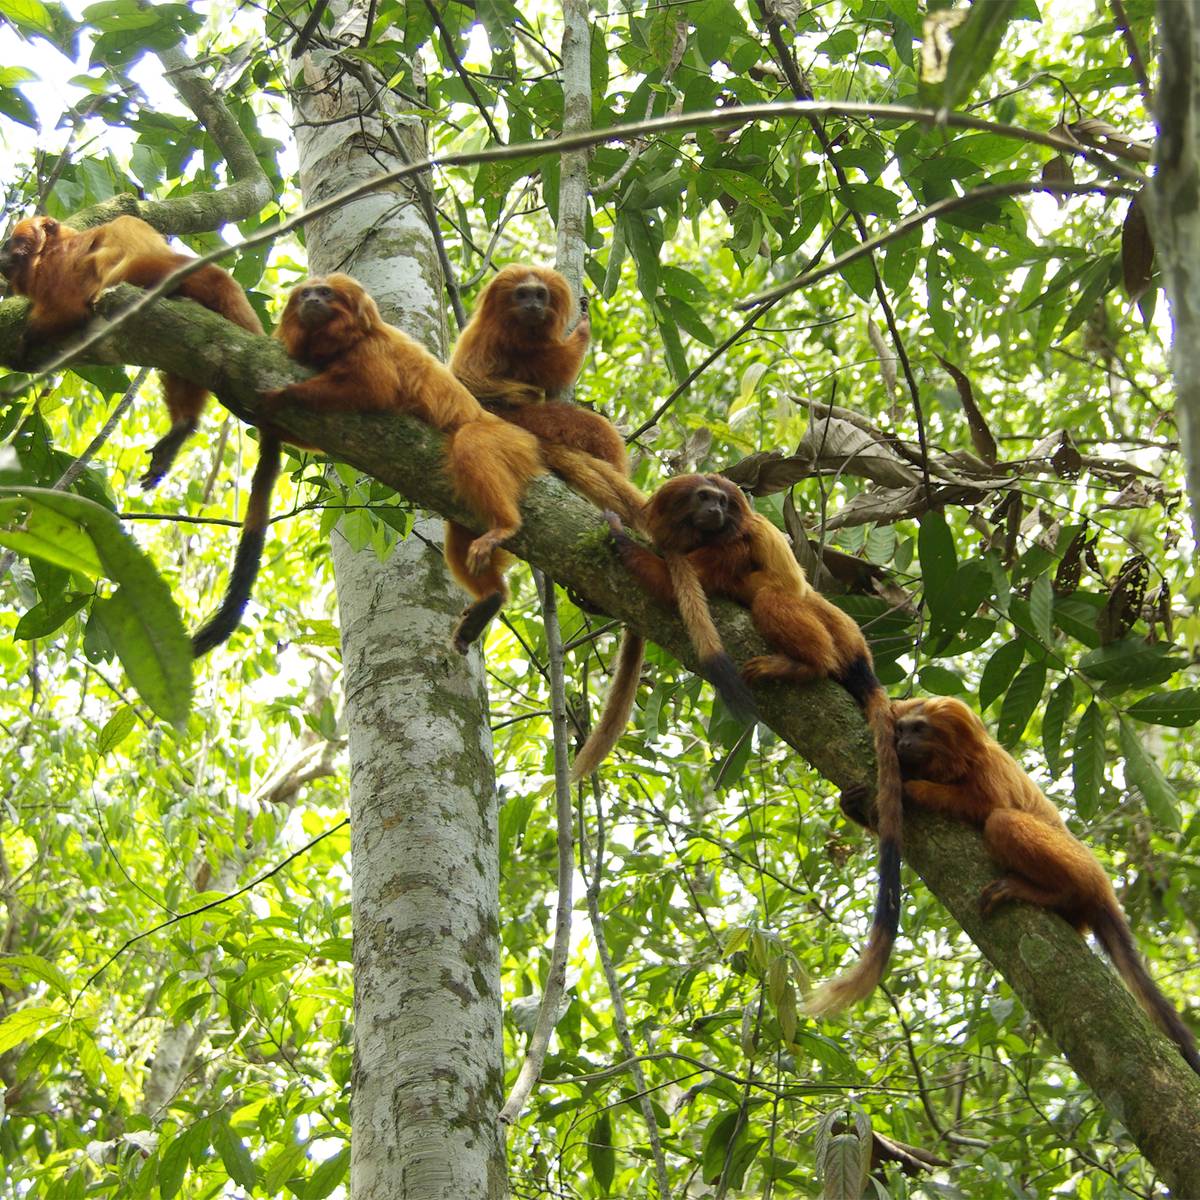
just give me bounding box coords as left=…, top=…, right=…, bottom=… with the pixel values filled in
left=541, top=316, right=591, bottom=394
left=606, top=512, right=675, bottom=606
left=262, top=367, right=372, bottom=413
left=904, top=779, right=991, bottom=825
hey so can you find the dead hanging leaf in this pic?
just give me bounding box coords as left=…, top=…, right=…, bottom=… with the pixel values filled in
left=799, top=413, right=922, bottom=489
left=823, top=482, right=991, bottom=530
left=1053, top=524, right=1088, bottom=595
left=1102, top=479, right=1164, bottom=509
left=723, top=450, right=815, bottom=495
left=937, top=354, right=998, bottom=465
left=1067, top=117, right=1153, bottom=163
left=1030, top=430, right=1083, bottom=478
left=1122, top=192, right=1155, bottom=302
left=782, top=490, right=837, bottom=591
left=1040, top=154, right=1075, bottom=204
left=1002, top=491, right=1024, bottom=565
left=920, top=7, right=967, bottom=85
left=1149, top=582, right=1173, bottom=643
left=868, top=319, right=897, bottom=404
left=1099, top=553, right=1149, bottom=644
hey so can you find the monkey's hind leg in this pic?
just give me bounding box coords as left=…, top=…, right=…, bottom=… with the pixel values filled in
left=980, top=809, right=1104, bottom=925
left=445, top=520, right=512, bottom=654
left=142, top=375, right=206, bottom=489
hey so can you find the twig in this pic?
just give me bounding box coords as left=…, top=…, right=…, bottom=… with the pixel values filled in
left=499, top=571, right=575, bottom=1124
left=739, top=180, right=1134, bottom=309
left=71, top=817, right=349, bottom=1007
left=5, top=99, right=1143, bottom=393
left=1110, top=0, right=1153, bottom=111
left=423, top=0, right=503, bottom=143
left=582, top=777, right=672, bottom=1197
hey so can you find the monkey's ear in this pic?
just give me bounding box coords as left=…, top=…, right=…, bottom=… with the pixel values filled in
left=41, top=217, right=58, bottom=235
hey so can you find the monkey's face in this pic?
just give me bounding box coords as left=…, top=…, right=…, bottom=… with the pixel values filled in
left=688, top=480, right=734, bottom=533
left=0, top=216, right=59, bottom=290
left=894, top=696, right=983, bottom=781
left=647, top=473, right=748, bottom=553
left=278, top=274, right=380, bottom=363
left=484, top=265, right=572, bottom=338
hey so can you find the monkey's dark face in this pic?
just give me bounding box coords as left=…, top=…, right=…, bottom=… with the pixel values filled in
left=509, top=274, right=553, bottom=328
left=688, top=482, right=733, bottom=533
left=895, top=703, right=935, bottom=774
left=290, top=281, right=340, bottom=329
left=0, top=216, right=58, bottom=289
left=278, top=273, right=380, bottom=363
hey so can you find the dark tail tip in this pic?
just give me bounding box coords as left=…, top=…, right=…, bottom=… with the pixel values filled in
left=452, top=591, right=505, bottom=654
left=191, top=529, right=266, bottom=657
left=875, top=836, right=902, bottom=940
left=700, top=653, right=759, bottom=722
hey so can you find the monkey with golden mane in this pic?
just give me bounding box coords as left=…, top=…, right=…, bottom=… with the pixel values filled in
left=262, top=273, right=544, bottom=641
left=449, top=264, right=649, bottom=778
left=608, top=474, right=899, bottom=1012
left=0, top=212, right=278, bottom=657
left=0, top=213, right=264, bottom=489
left=894, top=695, right=1199, bottom=1074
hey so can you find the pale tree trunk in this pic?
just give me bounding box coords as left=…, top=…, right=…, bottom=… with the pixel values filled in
left=289, top=12, right=507, bottom=1198
left=1151, top=1, right=1200, bottom=527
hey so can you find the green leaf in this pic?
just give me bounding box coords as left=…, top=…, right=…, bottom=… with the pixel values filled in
left=997, top=662, right=1046, bottom=747
left=1042, top=678, right=1074, bottom=778
left=1078, top=641, right=1188, bottom=689
left=211, top=1111, right=257, bottom=1190
left=941, top=0, right=1019, bottom=110
left=304, top=1146, right=349, bottom=1199
left=918, top=510, right=958, bottom=624
left=1119, top=718, right=1181, bottom=830
left=262, top=1139, right=309, bottom=1195
left=158, top=1129, right=190, bottom=1200
left=918, top=664, right=964, bottom=694
left=96, top=705, right=137, bottom=755
left=0, top=1005, right=60, bottom=1054
left=1127, top=688, right=1200, bottom=728
left=588, top=1112, right=615, bottom=1194
left=0, top=0, right=55, bottom=37
left=92, top=588, right=191, bottom=728
left=978, top=640, right=1024, bottom=711
left=0, top=953, right=70, bottom=995
left=702, top=1109, right=741, bottom=1185
left=1071, top=701, right=1105, bottom=818
left=0, top=496, right=105, bottom=577
left=13, top=591, right=90, bottom=639
left=1028, top=572, right=1053, bottom=645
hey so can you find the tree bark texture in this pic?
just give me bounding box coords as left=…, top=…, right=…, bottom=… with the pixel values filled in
left=1151, top=1, right=1200, bottom=530
left=288, top=19, right=506, bottom=1200
left=1, top=271, right=1199, bottom=1199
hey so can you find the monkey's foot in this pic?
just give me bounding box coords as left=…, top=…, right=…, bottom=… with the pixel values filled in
left=979, top=879, right=1016, bottom=917
left=603, top=509, right=625, bottom=536
left=465, top=531, right=507, bottom=576
left=839, top=783, right=873, bottom=829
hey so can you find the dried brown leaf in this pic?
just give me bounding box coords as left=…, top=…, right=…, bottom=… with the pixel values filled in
left=937, top=353, right=998, bottom=464
left=1122, top=192, right=1154, bottom=302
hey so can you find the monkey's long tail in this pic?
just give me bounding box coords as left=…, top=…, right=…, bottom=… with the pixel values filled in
left=569, top=631, right=645, bottom=781
left=192, top=431, right=282, bottom=657
left=802, top=682, right=902, bottom=1015
left=665, top=553, right=757, bottom=721
left=1092, top=904, right=1200, bottom=1074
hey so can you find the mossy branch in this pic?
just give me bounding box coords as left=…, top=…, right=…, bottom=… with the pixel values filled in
left=0, top=288, right=1197, bottom=1191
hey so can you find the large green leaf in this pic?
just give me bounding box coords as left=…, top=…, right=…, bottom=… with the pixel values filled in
left=0, top=488, right=192, bottom=725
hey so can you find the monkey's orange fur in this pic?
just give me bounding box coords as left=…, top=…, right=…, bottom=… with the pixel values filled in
left=267, top=274, right=544, bottom=604
left=612, top=474, right=901, bottom=1013
left=0, top=214, right=263, bottom=487
left=447, top=264, right=647, bottom=769
left=895, top=696, right=1198, bottom=1074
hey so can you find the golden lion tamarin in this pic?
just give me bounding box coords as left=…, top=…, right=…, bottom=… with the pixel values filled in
left=894, top=695, right=1199, bottom=1075
left=0, top=213, right=263, bottom=488
left=264, top=274, right=545, bottom=643
left=608, top=474, right=900, bottom=1013
left=449, top=265, right=647, bottom=776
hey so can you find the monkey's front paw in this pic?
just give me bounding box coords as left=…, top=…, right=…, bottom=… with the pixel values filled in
left=839, top=783, right=873, bottom=828
left=578, top=295, right=589, bottom=318
left=979, top=879, right=1013, bottom=917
